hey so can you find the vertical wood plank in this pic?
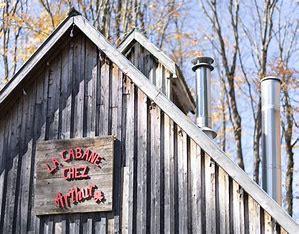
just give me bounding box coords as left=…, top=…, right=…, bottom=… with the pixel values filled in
left=136, top=89, right=147, bottom=234
left=3, top=106, right=18, bottom=233
left=14, top=101, right=23, bottom=233
left=53, top=49, right=66, bottom=234
left=82, top=217, right=92, bottom=234
left=54, top=216, right=63, bottom=234
left=190, top=140, right=202, bottom=233
left=150, top=104, right=161, bottom=233
left=0, top=119, right=5, bottom=230
left=164, top=115, right=175, bottom=233
left=69, top=216, right=80, bottom=234
left=107, top=213, right=115, bottom=234
left=98, top=55, right=110, bottom=136
left=69, top=34, right=85, bottom=234
left=232, top=183, right=245, bottom=234
left=121, top=166, right=129, bottom=234
left=46, top=56, right=61, bottom=140
left=156, top=63, right=163, bottom=92
left=33, top=65, right=49, bottom=233
left=239, top=188, right=245, bottom=234
left=111, top=64, right=121, bottom=137
left=165, top=70, right=172, bottom=99
left=248, top=196, right=261, bottom=234
left=218, top=168, right=230, bottom=234
left=264, top=212, right=274, bottom=234
left=84, top=39, right=97, bottom=138
left=110, top=65, right=123, bottom=234
left=205, top=154, right=216, bottom=234
left=72, top=35, right=85, bottom=139
left=0, top=113, right=10, bottom=233
left=43, top=53, right=61, bottom=233
left=161, top=65, right=166, bottom=94
left=177, top=127, right=188, bottom=233
left=60, top=41, right=73, bottom=139
left=19, top=83, right=36, bottom=234
left=94, top=215, right=107, bottom=234
left=122, top=77, right=135, bottom=234
left=145, top=53, right=155, bottom=83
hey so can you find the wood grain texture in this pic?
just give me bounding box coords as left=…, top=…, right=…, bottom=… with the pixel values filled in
left=0, top=14, right=298, bottom=234
left=34, top=136, right=114, bottom=215
left=150, top=104, right=161, bottom=233
left=118, top=28, right=194, bottom=114
left=190, top=140, right=201, bottom=233
left=218, top=167, right=230, bottom=233
left=136, top=89, right=147, bottom=234
left=248, top=196, right=261, bottom=234
left=177, top=127, right=188, bottom=233
left=75, top=15, right=298, bottom=232
left=205, top=155, right=216, bottom=234
left=163, top=115, right=175, bottom=234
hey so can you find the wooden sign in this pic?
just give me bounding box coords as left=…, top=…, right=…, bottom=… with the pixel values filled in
left=34, top=136, right=114, bottom=215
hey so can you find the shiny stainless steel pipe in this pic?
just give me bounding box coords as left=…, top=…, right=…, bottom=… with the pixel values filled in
left=192, top=57, right=216, bottom=139
left=261, top=76, right=282, bottom=205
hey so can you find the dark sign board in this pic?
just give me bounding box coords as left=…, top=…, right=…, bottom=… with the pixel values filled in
left=34, top=136, right=114, bottom=215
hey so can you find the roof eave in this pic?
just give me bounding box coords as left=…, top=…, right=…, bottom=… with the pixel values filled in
left=74, top=16, right=299, bottom=232
left=0, top=15, right=75, bottom=105
left=0, top=13, right=297, bottom=232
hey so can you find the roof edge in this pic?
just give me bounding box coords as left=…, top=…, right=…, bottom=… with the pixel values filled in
left=117, top=28, right=196, bottom=112
left=118, top=28, right=177, bottom=78
left=0, top=14, right=75, bottom=104
left=68, top=7, right=81, bottom=17
left=0, top=13, right=297, bottom=232
left=74, top=15, right=298, bottom=232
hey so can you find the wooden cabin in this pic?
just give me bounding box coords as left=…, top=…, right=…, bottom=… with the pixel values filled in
left=0, top=10, right=297, bottom=234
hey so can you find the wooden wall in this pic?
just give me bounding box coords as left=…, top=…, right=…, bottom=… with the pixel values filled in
left=123, top=42, right=175, bottom=108
left=0, top=31, right=287, bottom=233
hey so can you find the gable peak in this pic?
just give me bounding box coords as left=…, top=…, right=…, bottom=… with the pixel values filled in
left=68, top=7, right=81, bottom=17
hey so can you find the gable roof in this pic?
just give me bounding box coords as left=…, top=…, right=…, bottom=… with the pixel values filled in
left=118, top=28, right=196, bottom=114
left=118, top=28, right=177, bottom=76
left=0, top=12, right=297, bottom=232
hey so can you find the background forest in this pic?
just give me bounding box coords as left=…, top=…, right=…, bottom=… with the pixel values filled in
left=0, top=0, right=298, bottom=220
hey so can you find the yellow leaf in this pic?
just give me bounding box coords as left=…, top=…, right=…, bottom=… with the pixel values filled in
left=0, top=3, right=6, bottom=9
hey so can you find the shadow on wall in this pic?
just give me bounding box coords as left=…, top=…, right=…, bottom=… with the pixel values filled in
left=0, top=31, right=123, bottom=233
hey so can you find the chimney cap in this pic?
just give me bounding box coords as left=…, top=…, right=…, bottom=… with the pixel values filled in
left=261, top=76, right=281, bottom=83
left=201, top=126, right=217, bottom=139
left=192, top=56, right=214, bottom=71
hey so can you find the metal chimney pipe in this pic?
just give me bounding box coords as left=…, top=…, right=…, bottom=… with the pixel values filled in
left=192, top=56, right=217, bottom=139
left=261, top=76, right=282, bottom=205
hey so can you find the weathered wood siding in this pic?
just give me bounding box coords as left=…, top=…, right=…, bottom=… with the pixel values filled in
left=123, top=43, right=173, bottom=102
left=0, top=31, right=288, bottom=234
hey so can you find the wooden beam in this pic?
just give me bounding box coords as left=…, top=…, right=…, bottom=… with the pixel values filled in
left=118, top=29, right=177, bottom=78
left=118, top=29, right=196, bottom=113
left=73, top=15, right=298, bottom=233
left=0, top=17, right=74, bottom=105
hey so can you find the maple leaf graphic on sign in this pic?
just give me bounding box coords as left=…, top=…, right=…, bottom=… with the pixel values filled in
left=94, top=191, right=105, bottom=203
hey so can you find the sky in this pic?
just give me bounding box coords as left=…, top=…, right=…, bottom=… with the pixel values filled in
left=0, top=0, right=298, bottom=221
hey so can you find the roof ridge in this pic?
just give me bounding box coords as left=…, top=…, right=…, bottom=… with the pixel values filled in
left=74, top=15, right=298, bottom=233
left=117, top=28, right=196, bottom=113
left=68, top=7, right=81, bottom=17
left=0, top=13, right=297, bottom=232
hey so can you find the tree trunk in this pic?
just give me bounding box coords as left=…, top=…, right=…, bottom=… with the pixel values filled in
left=221, top=84, right=226, bottom=152
left=253, top=100, right=261, bottom=183
left=285, top=140, right=294, bottom=216
left=228, top=77, right=244, bottom=169
left=283, top=87, right=295, bottom=216
left=115, top=0, right=122, bottom=41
